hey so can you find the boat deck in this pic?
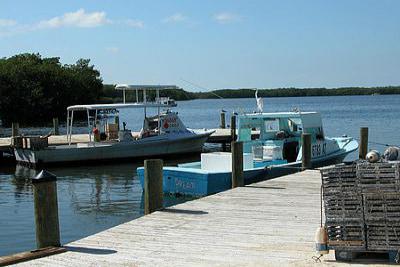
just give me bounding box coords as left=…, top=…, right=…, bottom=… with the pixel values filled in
left=14, top=170, right=386, bottom=266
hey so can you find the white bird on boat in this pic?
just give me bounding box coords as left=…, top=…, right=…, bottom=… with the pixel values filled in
left=255, top=90, right=263, bottom=113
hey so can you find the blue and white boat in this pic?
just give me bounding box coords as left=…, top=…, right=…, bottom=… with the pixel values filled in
left=138, top=111, right=358, bottom=196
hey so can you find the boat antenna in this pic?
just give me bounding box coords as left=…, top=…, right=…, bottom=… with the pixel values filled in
left=180, top=78, right=224, bottom=99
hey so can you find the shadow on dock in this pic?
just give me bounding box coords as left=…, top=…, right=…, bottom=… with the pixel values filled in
left=64, top=246, right=117, bottom=255
left=245, top=185, right=286, bottom=190
left=161, top=208, right=208, bottom=215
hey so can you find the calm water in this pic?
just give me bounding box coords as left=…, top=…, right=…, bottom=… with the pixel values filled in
left=1, top=95, right=400, bottom=256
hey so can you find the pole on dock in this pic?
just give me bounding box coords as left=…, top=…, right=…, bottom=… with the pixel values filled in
left=115, top=115, right=120, bottom=131
left=53, top=118, right=59, bottom=135
left=230, top=115, right=236, bottom=142
left=220, top=112, right=227, bottom=151
left=232, top=141, right=244, bottom=188
left=31, top=170, right=60, bottom=248
left=220, top=112, right=226, bottom=129
left=302, top=133, right=312, bottom=170
left=11, top=122, right=19, bottom=137
left=359, top=127, right=368, bottom=160
left=144, top=159, right=164, bottom=215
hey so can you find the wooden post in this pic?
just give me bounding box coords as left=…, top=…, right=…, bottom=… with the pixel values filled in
left=232, top=141, right=244, bottom=188
left=31, top=170, right=60, bottom=248
left=53, top=118, right=59, bottom=135
left=220, top=112, right=227, bottom=151
left=359, top=127, right=368, bottom=160
left=11, top=122, right=19, bottom=137
left=230, top=115, right=236, bottom=142
left=220, top=112, right=226, bottom=129
left=302, top=133, right=312, bottom=170
left=144, top=159, right=163, bottom=215
left=115, top=115, right=120, bottom=131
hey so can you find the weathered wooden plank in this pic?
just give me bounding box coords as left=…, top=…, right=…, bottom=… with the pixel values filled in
left=0, top=246, right=66, bottom=266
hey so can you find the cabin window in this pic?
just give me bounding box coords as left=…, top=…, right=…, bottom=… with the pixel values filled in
left=264, top=119, right=280, bottom=132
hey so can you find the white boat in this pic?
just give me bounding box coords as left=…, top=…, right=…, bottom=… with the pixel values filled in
left=14, top=85, right=214, bottom=167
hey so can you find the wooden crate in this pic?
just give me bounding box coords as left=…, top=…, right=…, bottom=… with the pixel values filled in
left=322, top=161, right=400, bottom=253
left=357, top=162, right=400, bottom=193
left=321, top=163, right=358, bottom=195
left=367, top=223, right=400, bottom=251
left=327, top=220, right=366, bottom=251
left=363, top=193, right=400, bottom=222
left=324, top=194, right=363, bottom=221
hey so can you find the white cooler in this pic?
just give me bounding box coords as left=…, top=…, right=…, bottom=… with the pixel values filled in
left=201, top=152, right=253, bottom=172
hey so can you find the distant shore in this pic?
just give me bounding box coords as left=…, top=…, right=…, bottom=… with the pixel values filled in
left=102, top=85, right=400, bottom=102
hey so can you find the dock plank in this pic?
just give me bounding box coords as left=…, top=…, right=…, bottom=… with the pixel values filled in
left=14, top=170, right=390, bottom=266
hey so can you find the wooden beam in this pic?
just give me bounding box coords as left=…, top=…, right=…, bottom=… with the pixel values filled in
left=0, top=246, right=66, bottom=266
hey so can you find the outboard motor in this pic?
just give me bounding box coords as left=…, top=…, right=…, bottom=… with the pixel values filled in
left=366, top=150, right=380, bottom=163
left=384, top=146, right=400, bottom=161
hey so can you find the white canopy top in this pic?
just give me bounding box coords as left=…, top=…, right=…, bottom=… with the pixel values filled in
left=67, top=102, right=171, bottom=111
left=115, top=84, right=178, bottom=90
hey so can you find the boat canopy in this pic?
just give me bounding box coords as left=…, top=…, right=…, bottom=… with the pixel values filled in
left=67, top=102, right=172, bottom=111
left=66, top=83, right=179, bottom=144
left=115, top=84, right=178, bottom=104
left=115, top=84, right=178, bottom=90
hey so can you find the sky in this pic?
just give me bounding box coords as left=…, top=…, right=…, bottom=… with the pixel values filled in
left=0, top=0, right=399, bottom=90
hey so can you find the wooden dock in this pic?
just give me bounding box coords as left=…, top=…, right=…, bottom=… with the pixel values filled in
left=13, top=170, right=384, bottom=266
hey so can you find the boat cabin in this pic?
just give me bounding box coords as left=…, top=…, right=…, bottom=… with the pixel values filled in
left=237, top=112, right=325, bottom=163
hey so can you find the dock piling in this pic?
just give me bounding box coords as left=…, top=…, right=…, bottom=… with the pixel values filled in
left=230, top=115, right=236, bottom=143
left=144, top=159, right=164, bottom=215
left=53, top=118, right=59, bottom=135
left=220, top=112, right=226, bottom=129
left=11, top=122, right=19, bottom=137
left=359, top=127, right=368, bottom=160
left=32, top=170, right=60, bottom=248
left=302, top=133, right=312, bottom=170
left=220, top=112, right=227, bottom=151
left=232, top=141, right=244, bottom=188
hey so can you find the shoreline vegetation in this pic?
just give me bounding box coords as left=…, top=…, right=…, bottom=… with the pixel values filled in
left=1, top=53, right=400, bottom=126
left=103, top=84, right=400, bottom=103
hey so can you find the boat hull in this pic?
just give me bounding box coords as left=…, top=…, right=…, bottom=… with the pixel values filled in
left=14, top=132, right=211, bottom=167
left=137, top=141, right=357, bottom=196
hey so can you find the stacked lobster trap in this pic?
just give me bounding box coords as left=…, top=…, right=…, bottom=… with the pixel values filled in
left=321, top=161, right=400, bottom=258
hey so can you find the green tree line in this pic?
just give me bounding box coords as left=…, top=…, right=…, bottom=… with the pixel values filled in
left=0, top=53, right=102, bottom=126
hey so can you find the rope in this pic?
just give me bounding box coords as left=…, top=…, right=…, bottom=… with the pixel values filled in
left=320, top=184, right=323, bottom=228
left=311, top=255, right=323, bottom=262
left=180, top=78, right=224, bottom=99
left=355, top=137, right=398, bottom=147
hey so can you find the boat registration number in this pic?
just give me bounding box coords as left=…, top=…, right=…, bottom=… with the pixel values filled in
left=312, top=142, right=327, bottom=157
left=175, top=178, right=194, bottom=189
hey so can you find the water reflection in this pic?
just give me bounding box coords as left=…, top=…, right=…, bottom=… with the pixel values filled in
left=12, top=165, right=36, bottom=201
left=0, top=157, right=198, bottom=256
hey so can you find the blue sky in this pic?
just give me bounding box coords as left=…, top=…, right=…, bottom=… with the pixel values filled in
left=1, top=0, right=399, bottom=90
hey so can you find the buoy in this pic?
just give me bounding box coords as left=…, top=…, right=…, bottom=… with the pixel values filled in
left=384, top=146, right=400, bottom=161
left=366, top=150, right=380, bottom=163
left=315, top=226, right=329, bottom=255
